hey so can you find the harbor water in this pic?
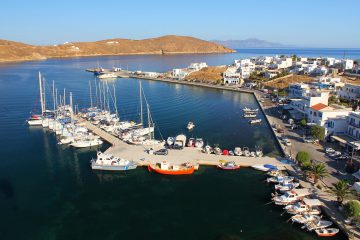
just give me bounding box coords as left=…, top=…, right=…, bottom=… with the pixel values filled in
left=0, top=49, right=351, bottom=239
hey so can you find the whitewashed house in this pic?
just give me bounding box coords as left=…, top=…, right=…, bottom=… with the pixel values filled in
left=223, top=66, right=242, bottom=85
left=172, top=69, right=190, bottom=80
left=234, top=59, right=255, bottom=79
left=337, top=83, right=360, bottom=100
left=341, top=59, right=354, bottom=70
left=307, top=103, right=352, bottom=136
left=264, top=71, right=278, bottom=79
left=188, top=62, right=207, bottom=71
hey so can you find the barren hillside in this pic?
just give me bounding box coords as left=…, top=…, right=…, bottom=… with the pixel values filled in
left=0, top=35, right=235, bottom=62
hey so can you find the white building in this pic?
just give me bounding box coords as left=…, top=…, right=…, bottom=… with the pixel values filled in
left=188, top=62, right=207, bottom=71
left=264, top=71, right=278, bottom=79
left=341, top=59, right=354, bottom=70
left=288, top=83, right=311, bottom=99
left=337, top=83, right=360, bottom=100
left=172, top=69, right=189, bottom=80
left=143, top=72, right=159, bottom=78
left=307, top=103, right=352, bottom=136
left=223, top=66, right=241, bottom=85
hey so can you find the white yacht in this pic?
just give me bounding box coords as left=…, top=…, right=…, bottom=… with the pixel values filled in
left=70, top=137, right=103, bottom=148
left=187, top=122, right=195, bottom=130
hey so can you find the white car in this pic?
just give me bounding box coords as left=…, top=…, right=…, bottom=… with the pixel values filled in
left=325, top=147, right=335, bottom=154
left=283, top=140, right=292, bottom=146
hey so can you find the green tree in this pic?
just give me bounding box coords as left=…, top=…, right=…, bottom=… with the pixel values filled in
left=311, top=125, right=325, bottom=141
left=292, top=54, right=297, bottom=61
left=305, top=162, right=329, bottom=184
left=299, top=119, right=307, bottom=127
left=344, top=200, right=360, bottom=219
left=328, top=95, right=338, bottom=105
left=296, top=151, right=311, bottom=166
left=328, top=180, right=353, bottom=205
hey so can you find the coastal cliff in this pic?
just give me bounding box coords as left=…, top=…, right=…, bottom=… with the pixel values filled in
left=0, top=35, right=235, bottom=63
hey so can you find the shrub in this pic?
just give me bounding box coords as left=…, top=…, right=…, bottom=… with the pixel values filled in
left=296, top=151, right=311, bottom=165
left=344, top=200, right=360, bottom=218
left=310, top=125, right=325, bottom=141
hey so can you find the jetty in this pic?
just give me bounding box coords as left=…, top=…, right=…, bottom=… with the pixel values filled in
left=76, top=116, right=287, bottom=169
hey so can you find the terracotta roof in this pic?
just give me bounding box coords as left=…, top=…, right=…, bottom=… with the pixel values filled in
left=311, top=103, right=328, bottom=111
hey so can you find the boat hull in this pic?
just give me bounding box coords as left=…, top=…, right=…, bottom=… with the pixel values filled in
left=217, top=165, right=241, bottom=170
left=148, top=164, right=194, bottom=175
left=91, top=162, right=137, bottom=171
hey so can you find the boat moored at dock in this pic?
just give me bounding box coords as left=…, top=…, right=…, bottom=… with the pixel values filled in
left=148, top=161, right=195, bottom=175
left=91, top=152, right=137, bottom=171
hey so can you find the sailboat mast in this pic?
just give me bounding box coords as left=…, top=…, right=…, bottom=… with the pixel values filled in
left=38, top=72, right=44, bottom=114
left=140, top=81, right=143, bottom=125
left=106, top=82, right=110, bottom=112
left=147, top=103, right=151, bottom=139
left=89, top=80, right=93, bottom=108
left=42, top=77, right=46, bottom=112
left=70, top=92, right=73, bottom=116
left=52, top=80, right=55, bottom=111
left=98, top=81, right=102, bottom=110
left=63, top=88, right=66, bottom=106
left=113, top=83, right=119, bottom=118
left=94, top=79, right=98, bottom=108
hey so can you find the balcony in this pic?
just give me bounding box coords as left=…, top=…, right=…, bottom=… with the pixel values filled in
left=349, top=122, right=360, bottom=129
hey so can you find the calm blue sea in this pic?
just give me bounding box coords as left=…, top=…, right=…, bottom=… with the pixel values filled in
left=0, top=48, right=349, bottom=240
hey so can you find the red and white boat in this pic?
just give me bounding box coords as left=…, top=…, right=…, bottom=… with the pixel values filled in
left=217, top=161, right=241, bottom=170
left=148, top=161, right=195, bottom=175
left=315, top=228, right=339, bottom=237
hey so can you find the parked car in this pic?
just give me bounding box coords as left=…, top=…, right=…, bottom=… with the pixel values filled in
left=284, top=140, right=292, bottom=146
left=325, top=147, right=336, bottom=154
left=154, top=149, right=168, bottom=155
left=303, top=137, right=314, bottom=143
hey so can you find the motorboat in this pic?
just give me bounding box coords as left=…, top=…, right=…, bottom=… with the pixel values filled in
left=217, top=161, right=240, bottom=170
left=27, top=114, right=43, bottom=126
left=91, top=152, right=137, bottom=171
left=267, top=175, right=294, bottom=183
left=304, top=219, right=332, bottom=231
left=214, top=147, right=222, bottom=155
left=234, top=147, right=242, bottom=156
left=291, top=214, right=321, bottom=224
left=249, top=119, right=262, bottom=124
left=243, top=114, right=257, bottom=118
left=97, top=73, right=117, bottom=79
left=250, top=151, right=256, bottom=157
left=243, top=147, right=250, bottom=157
left=285, top=198, right=322, bottom=215
left=195, top=138, right=204, bottom=148
left=187, top=121, right=195, bottom=130
left=315, top=228, right=339, bottom=237
left=166, top=137, right=175, bottom=146
left=148, top=161, right=195, bottom=175
left=275, top=181, right=300, bottom=192
left=174, top=134, right=187, bottom=149
left=267, top=170, right=284, bottom=177
left=252, top=164, right=278, bottom=172
left=255, top=147, right=263, bottom=157
left=203, top=145, right=212, bottom=154
left=187, top=138, right=195, bottom=147
left=70, top=137, right=103, bottom=148
left=243, top=107, right=259, bottom=113
left=273, top=189, right=311, bottom=205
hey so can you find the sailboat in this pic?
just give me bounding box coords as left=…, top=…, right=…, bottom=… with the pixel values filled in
left=27, top=72, right=45, bottom=126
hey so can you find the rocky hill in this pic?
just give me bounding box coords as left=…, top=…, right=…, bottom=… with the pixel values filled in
left=0, top=35, right=235, bottom=62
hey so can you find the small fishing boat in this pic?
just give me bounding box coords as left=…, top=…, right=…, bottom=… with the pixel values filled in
left=187, top=138, right=195, bottom=147
left=222, top=149, right=229, bottom=155
left=166, top=136, right=175, bottom=146
left=250, top=151, right=256, bottom=157
left=91, top=152, right=137, bottom=171
left=148, top=161, right=195, bottom=175
left=243, top=107, right=259, bottom=113
left=174, top=134, right=187, bottom=149
left=203, top=145, right=212, bottom=154
left=267, top=175, right=294, bottom=183
left=304, top=219, right=333, bottom=231
left=195, top=138, right=204, bottom=148
left=243, top=114, right=257, bottom=118
left=27, top=114, right=43, bottom=126
left=228, top=150, right=234, bottom=156
left=252, top=164, right=271, bottom=172
left=217, top=161, right=240, bottom=170
left=234, top=147, right=242, bottom=156
left=285, top=198, right=322, bottom=215
left=267, top=170, right=283, bottom=177
left=187, top=121, right=195, bottom=130
left=315, top=228, right=339, bottom=237
left=275, top=181, right=300, bottom=192
left=291, top=214, right=321, bottom=224
left=249, top=119, right=262, bottom=124
left=273, top=189, right=311, bottom=205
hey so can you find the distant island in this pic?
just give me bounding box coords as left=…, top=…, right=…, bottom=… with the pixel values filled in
left=0, top=35, right=235, bottom=63
left=213, top=38, right=295, bottom=49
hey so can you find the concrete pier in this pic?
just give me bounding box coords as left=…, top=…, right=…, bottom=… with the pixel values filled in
left=77, top=116, right=287, bottom=169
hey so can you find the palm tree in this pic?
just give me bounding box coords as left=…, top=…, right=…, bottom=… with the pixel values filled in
left=328, top=180, right=352, bottom=205
left=305, top=162, right=329, bottom=184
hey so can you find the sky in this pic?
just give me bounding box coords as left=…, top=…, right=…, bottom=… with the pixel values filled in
left=0, top=0, right=359, bottom=48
